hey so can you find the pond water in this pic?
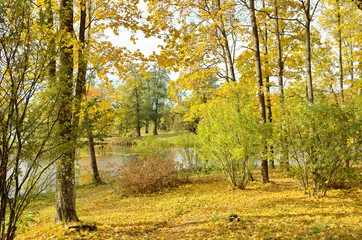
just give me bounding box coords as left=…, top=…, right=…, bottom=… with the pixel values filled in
left=78, top=145, right=134, bottom=169
left=76, top=144, right=137, bottom=183
left=75, top=144, right=197, bottom=184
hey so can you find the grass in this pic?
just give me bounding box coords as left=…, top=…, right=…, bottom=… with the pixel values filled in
left=16, top=169, right=361, bottom=240
left=104, top=132, right=182, bottom=143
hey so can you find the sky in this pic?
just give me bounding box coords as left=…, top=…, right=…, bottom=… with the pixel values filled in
left=103, top=28, right=180, bottom=82
left=101, top=1, right=181, bottom=82
left=103, top=0, right=162, bottom=58
left=103, top=29, right=163, bottom=58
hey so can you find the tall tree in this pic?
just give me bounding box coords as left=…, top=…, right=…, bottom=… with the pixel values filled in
left=0, top=0, right=60, bottom=238
left=319, top=0, right=362, bottom=103
left=335, top=0, right=344, bottom=103
left=247, top=0, right=269, bottom=183
left=116, top=65, right=147, bottom=137
left=55, top=0, right=79, bottom=223
left=273, top=0, right=289, bottom=168
left=259, top=0, right=275, bottom=168
left=83, top=83, right=115, bottom=183
left=274, top=0, right=284, bottom=102
left=147, top=0, right=242, bottom=83
left=145, top=65, right=170, bottom=135
left=78, top=0, right=102, bottom=184
left=298, top=0, right=320, bottom=103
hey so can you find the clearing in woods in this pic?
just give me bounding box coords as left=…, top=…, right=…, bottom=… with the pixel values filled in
left=17, top=170, right=361, bottom=239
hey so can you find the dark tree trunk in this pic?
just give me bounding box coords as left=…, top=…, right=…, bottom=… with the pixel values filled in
left=76, top=0, right=87, bottom=99
left=304, top=0, right=314, bottom=103
left=56, top=0, right=79, bottom=223
left=336, top=0, right=344, bottom=104
left=274, top=0, right=284, bottom=102
left=265, top=46, right=275, bottom=170
left=249, top=0, right=269, bottom=183
left=153, top=122, right=158, bottom=135
left=145, top=121, right=149, bottom=134
left=73, top=0, right=87, bottom=135
left=88, top=130, right=102, bottom=184
left=274, top=0, right=289, bottom=168
left=135, top=87, right=142, bottom=137
left=136, top=119, right=142, bottom=137
left=216, top=0, right=237, bottom=82
left=153, top=99, right=159, bottom=135
left=262, top=0, right=275, bottom=169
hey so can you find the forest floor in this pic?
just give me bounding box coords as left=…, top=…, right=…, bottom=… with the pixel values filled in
left=16, top=169, right=361, bottom=240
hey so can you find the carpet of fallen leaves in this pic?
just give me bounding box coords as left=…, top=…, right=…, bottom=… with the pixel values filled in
left=16, top=170, right=362, bottom=240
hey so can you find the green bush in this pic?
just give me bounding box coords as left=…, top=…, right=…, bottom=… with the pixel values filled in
left=275, top=102, right=361, bottom=197
left=196, top=91, right=267, bottom=189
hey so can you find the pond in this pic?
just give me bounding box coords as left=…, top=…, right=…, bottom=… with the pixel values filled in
left=76, top=144, right=200, bottom=184
left=76, top=144, right=137, bottom=184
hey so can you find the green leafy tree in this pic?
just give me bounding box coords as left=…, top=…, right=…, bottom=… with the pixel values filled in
left=82, top=83, right=115, bottom=184
left=197, top=83, right=268, bottom=189
left=0, top=0, right=61, bottom=238
left=144, top=65, right=170, bottom=135
left=115, top=65, right=147, bottom=137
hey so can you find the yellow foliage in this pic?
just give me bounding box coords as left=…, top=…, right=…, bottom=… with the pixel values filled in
left=17, top=170, right=362, bottom=239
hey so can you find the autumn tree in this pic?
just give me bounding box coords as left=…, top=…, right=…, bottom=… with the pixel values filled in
left=55, top=0, right=80, bottom=223
left=0, top=0, right=61, bottom=238
left=54, top=0, right=151, bottom=221
left=147, top=2, right=235, bottom=134
left=319, top=0, right=362, bottom=103
left=83, top=83, right=115, bottom=184
left=276, top=101, right=361, bottom=197
left=296, top=0, right=322, bottom=103
left=235, top=0, right=270, bottom=182
left=147, top=0, right=243, bottom=96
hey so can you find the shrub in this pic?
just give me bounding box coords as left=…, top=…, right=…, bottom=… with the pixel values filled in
left=116, top=154, right=187, bottom=194
left=275, top=102, right=361, bottom=197
left=196, top=87, right=267, bottom=189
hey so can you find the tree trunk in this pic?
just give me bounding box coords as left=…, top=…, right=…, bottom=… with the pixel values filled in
left=274, top=0, right=284, bottom=102
left=220, top=25, right=237, bottom=82
left=55, top=152, right=78, bottom=222
left=262, top=0, right=274, bottom=169
left=46, top=0, right=56, bottom=83
left=145, top=120, right=149, bottom=134
left=136, top=121, right=142, bottom=137
left=153, top=99, right=159, bottom=135
left=304, top=0, right=314, bottom=103
left=73, top=0, right=87, bottom=135
left=249, top=0, right=269, bottom=183
left=56, top=0, right=79, bottom=223
left=216, top=0, right=237, bottom=82
left=274, top=0, right=289, bottom=168
left=135, top=87, right=142, bottom=137
left=336, top=0, right=344, bottom=104
left=88, top=129, right=102, bottom=184
left=76, top=0, right=87, bottom=99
